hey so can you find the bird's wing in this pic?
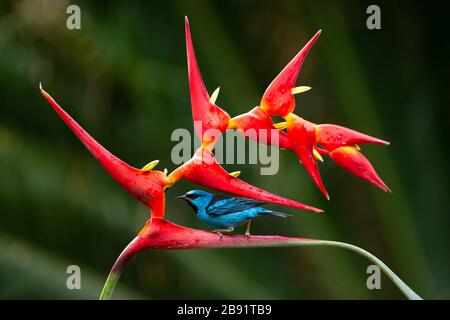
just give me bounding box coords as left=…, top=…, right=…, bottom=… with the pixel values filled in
left=206, top=195, right=267, bottom=216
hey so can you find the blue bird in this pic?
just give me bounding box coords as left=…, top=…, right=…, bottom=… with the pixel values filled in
left=177, top=190, right=290, bottom=237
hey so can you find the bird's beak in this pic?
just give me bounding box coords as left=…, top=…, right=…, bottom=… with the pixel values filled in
left=176, top=195, right=186, bottom=200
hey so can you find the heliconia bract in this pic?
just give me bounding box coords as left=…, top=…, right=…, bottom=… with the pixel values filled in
left=259, top=30, right=321, bottom=117
left=185, top=17, right=230, bottom=148
left=40, top=84, right=170, bottom=218
left=169, top=147, right=322, bottom=213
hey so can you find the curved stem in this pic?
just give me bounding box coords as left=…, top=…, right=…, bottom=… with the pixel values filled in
left=99, top=235, right=422, bottom=300
left=99, top=271, right=121, bottom=300
left=264, top=240, right=422, bottom=300
left=99, top=235, right=147, bottom=300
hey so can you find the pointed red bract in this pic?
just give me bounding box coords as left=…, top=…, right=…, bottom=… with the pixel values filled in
left=260, top=30, right=321, bottom=117
left=185, top=17, right=230, bottom=146
left=229, top=107, right=292, bottom=149
left=286, top=114, right=329, bottom=200
left=316, top=124, right=389, bottom=151
left=109, top=217, right=318, bottom=276
left=40, top=85, right=170, bottom=218
left=140, top=218, right=318, bottom=249
left=169, top=147, right=323, bottom=213
left=329, top=146, right=391, bottom=192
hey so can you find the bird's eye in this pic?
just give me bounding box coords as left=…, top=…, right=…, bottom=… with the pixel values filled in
left=188, top=194, right=199, bottom=199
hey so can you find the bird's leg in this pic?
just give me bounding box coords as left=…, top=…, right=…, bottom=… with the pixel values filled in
left=245, top=220, right=252, bottom=238
left=213, top=227, right=234, bottom=240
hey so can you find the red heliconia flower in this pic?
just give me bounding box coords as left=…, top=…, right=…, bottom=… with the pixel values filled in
left=185, top=17, right=230, bottom=148
left=40, top=84, right=171, bottom=218
left=259, top=30, right=321, bottom=117
left=168, top=147, right=323, bottom=213
left=39, top=17, right=421, bottom=301
left=228, top=106, right=292, bottom=149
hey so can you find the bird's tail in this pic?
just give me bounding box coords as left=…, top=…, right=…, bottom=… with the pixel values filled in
left=260, top=210, right=291, bottom=218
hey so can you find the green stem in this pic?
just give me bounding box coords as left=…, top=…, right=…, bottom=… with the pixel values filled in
left=99, top=239, right=422, bottom=300
left=100, top=235, right=144, bottom=300
left=99, top=272, right=121, bottom=300
left=280, top=240, right=423, bottom=300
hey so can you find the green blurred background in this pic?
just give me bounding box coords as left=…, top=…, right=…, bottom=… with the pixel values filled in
left=0, top=0, right=448, bottom=299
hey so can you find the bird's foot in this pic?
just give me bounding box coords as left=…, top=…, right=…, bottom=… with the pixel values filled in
left=214, top=231, right=223, bottom=240
left=245, top=221, right=252, bottom=240
left=213, top=227, right=234, bottom=241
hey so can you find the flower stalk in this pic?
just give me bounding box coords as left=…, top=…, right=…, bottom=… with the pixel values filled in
left=99, top=218, right=422, bottom=300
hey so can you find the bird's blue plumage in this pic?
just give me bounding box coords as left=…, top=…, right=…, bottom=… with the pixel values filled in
left=177, top=190, right=290, bottom=230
